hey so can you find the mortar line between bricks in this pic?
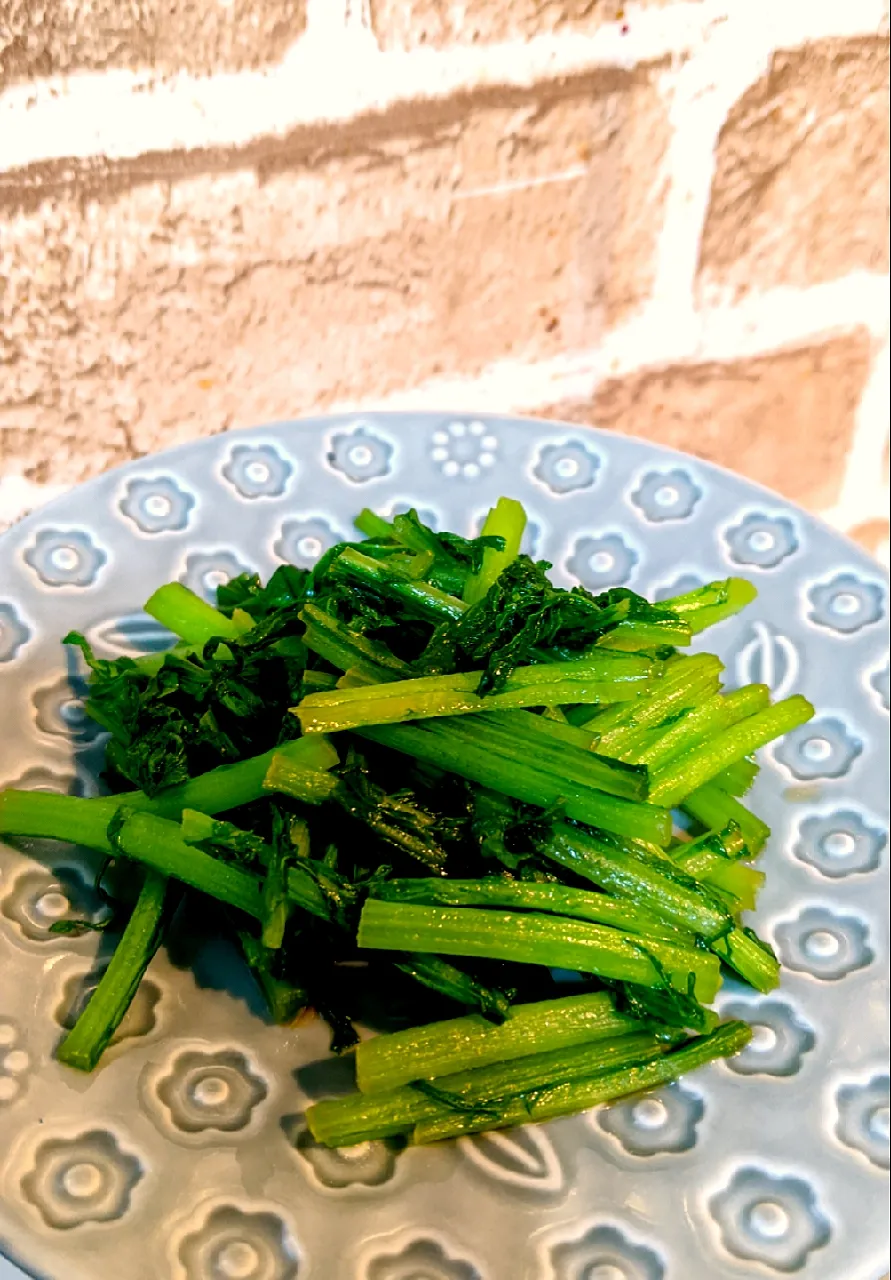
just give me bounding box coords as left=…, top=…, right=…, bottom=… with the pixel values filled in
left=0, top=0, right=884, bottom=174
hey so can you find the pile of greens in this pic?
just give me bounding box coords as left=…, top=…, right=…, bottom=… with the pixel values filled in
left=0, top=497, right=813, bottom=1146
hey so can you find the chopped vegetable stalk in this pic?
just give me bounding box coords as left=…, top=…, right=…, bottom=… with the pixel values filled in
left=543, top=824, right=732, bottom=940
left=262, top=754, right=339, bottom=803
left=711, top=928, right=780, bottom=992
left=356, top=720, right=671, bottom=845
left=355, top=992, right=637, bottom=1094
left=330, top=547, right=467, bottom=622
left=392, top=954, right=514, bottom=1021
left=649, top=697, right=814, bottom=807
left=712, top=757, right=759, bottom=797
left=631, top=685, right=770, bottom=768
left=57, top=870, right=173, bottom=1071
left=144, top=581, right=251, bottom=646
left=357, top=900, right=721, bottom=1000
left=580, top=653, right=724, bottom=748
left=308, top=1031, right=669, bottom=1147
left=373, top=879, right=694, bottom=943
left=463, top=497, right=527, bottom=605
left=596, top=618, right=692, bottom=651
left=411, top=1019, right=753, bottom=1142
left=656, top=579, right=758, bottom=634
left=300, top=602, right=409, bottom=680
left=295, top=653, right=657, bottom=734
left=681, top=783, right=771, bottom=854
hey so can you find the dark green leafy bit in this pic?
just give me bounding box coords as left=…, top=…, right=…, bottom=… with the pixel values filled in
left=0, top=495, right=812, bottom=1115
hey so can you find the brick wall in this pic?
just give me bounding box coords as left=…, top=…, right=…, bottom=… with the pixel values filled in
left=1, top=0, right=889, bottom=565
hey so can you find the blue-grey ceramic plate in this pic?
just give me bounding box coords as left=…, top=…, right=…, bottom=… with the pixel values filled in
left=0, top=414, right=888, bottom=1280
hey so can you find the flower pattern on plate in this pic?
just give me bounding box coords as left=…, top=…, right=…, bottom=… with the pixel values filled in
left=430, top=420, right=498, bottom=480
left=773, top=717, right=863, bottom=780
left=23, top=529, right=107, bottom=588
left=598, top=1083, right=704, bottom=1155
left=181, top=551, right=253, bottom=604
left=567, top=533, right=638, bottom=590
left=719, top=999, right=815, bottom=1077
left=631, top=469, right=702, bottom=522
left=222, top=445, right=293, bottom=499
left=0, top=601, right=30, bottom=662
left=154, top=1049, right=268, bottom=1134
left=533, top=439, right=600, bottom=494
left=33, top=673, right=104, bottom=746
left=365, top=1236, right=481, bottom=1280
left=732, top=621, right=800, bottom=700
left=0, top=1019, right=31, bottom=1107
left=709, top=1167, right=830, bottom=1272
left=328, top=425, right=394, bottom=483
left=1, top=867, right=112, bottom=943
left=791, top=810, right=886, bottom=878
left=119, top=476, right=195, bottom=534
left=835, top=1075, right=889, bottom=1170
left=274, top=517, right=341, bottom=570
left=21, top=1131, right=143, bottom=1229
left=291, top=1121, right=401, bottom=1189
left=774, top=905, right=873, bottom=981
left=724, top=512, right=799, bottom=569
left=869, top=658, right=889, bottom=711
left=177, top=1205, right=299, bottom=1280
left=547, top=1222, right=664, bottom=1280
left=807, top=571, right=885, bottom=634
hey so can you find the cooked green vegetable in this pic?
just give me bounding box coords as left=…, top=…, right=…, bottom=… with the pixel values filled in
left=0, top=496, right=812, bottom=1150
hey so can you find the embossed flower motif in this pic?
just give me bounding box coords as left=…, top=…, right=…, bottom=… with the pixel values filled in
left=807, top=571, right=885, bottom=634
left=23, top=529, right=107, bottom=588
left=430, top=420, right=497, bottom=480
left=119, top=476, right=195, bottom=534
left=724, top=512, right=799, bottom=569
left=178, top=1205, right=299, bottom=1280
left=366, top=1237, right=481, bottom=1280
left=293, top=1123, right=400, bottom=1189
left=1, top=867, right=112, bottom=943
left=181, top=551, right=253, bottom=604
left=774, top=905, right=873, bottom=981
left=21, top=1130, right=143, bottom=1230
left=328, top=426, right=394, bottom=483
left=709, top=1167, right=830, bottom=1272
left=598, top=1082, right=704, bottom=1155
left=458, top=1126, right=563, bottom=1195
left=547, top=1223, right=664, bottom=1280
left=0, top=601, right=30, bottom=662
left=720, top=999, right=815, bottom=1077
left=0, top=1019, right=31, bottom=1107
left=836, top=1074, right=889, bottom=1170
left=4, top=766, right=84, bottom=796
left=222, top=445, right=293, bottom=500
left=870, top=659, right=889, bottom=711
left=773, top=717, right=863, bottom=781
left=792, top=810, right=886, bottom=879
left=631, top=468, right=702, bottom=523
left=57, top=972, right=160, bottom=1048
left=533, top=440, right=600, bottom=495
left=274, top=518, right=341, bottom=570
left=34, top=674, right=104, bottom=746
left=567, top=534, right=638, bottom=590
left=155, top=1050, right=268, bottom=1134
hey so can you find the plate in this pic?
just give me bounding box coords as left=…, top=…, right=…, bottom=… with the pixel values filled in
left=0, top=413, right=888, bottom=1280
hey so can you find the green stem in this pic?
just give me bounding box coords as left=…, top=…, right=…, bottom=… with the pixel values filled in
left=57, top=871, right=172, bottom=1071
left=580, top=654, right=723, bottom=748
left=595, top=619, right=692, bottom=651
left=657, top=578, right=758, bottom=634
left=649, top=696, right=814, bottom=807
left=411, top=1019, right=753, bottom=1141
left=392, top=954, right=513, bottom=1021
left=357, top=901, right=721, bottom=999
left=330, top=547, right=466, bottom=623
left=373, top=879, right=694, bottom=943
left=632, top=685, right=769, bottom=769
left=544, top=823, right=732, bottom=940
left=710, top=928, right=780, bottom=991
left=681, top=783, right=771, bottom=855
left=262, top=754, right=339, bottom=804
left=463, top=497, right=527, bottom=605
left=300, top=602, right=409, bottom=680
left=355, top=721, right=670, bottom=845
left=355, top=991, right=637, bottom=1094
left=308, top=1031, right=669, bottom=1147
left=143, top=581, right=250, bottom=646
